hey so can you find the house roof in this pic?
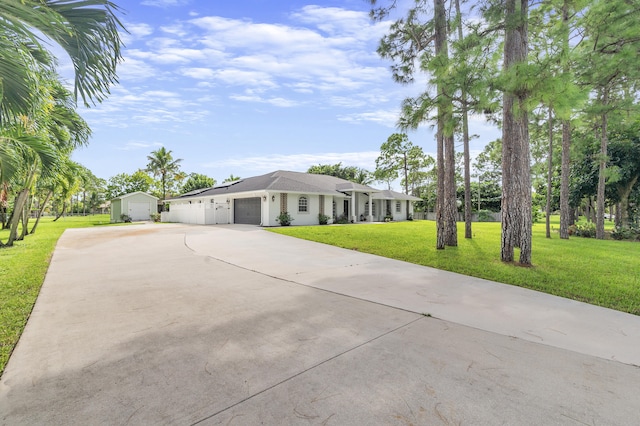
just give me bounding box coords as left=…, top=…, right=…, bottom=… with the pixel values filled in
left=111, top=191, right=158, bottom=201
left=167, top=170, right=421, bottom=201
left=378, top=189, right=422, bottom=201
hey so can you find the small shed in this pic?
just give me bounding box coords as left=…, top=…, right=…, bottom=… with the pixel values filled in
left=110, top=192, right=159, bottom=223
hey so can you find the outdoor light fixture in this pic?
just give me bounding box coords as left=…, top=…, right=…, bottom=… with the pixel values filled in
left=226, top=199, right=230, bottom=203
left=263, top=195, right=267, bottom=201
left=272, top=195, right=275, bottom=202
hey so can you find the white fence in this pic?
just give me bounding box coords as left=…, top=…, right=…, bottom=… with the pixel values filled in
left=413, top=211, right=501, bottom=222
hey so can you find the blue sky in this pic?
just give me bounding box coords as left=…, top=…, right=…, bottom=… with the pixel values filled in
left=68, top=0, right=499, bottom=187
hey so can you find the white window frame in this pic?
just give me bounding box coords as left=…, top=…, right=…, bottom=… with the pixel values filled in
left=396, top=201, right=401, bottom=213
left=298, top=196, right=308, bottom=213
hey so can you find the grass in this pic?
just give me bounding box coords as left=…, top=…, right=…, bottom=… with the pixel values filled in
left=269, top=217, right=640, bottom=316
left=0, top=214, right=114, bottom=377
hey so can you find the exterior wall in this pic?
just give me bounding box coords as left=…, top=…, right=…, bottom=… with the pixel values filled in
left=265, top=192, right=338, bottom=226
left=391, top=200, right=405, bottom=221
left=162, top=190, right=417, bottom=226
left=123, top=193, right=157, bottom=221
left=162, top=201, right=207, bottom=224
left=110, top=199, right=122, bottom=222
left=110, top=193, right=157, bottom=222
left=289, top=193, right=319, bottom=226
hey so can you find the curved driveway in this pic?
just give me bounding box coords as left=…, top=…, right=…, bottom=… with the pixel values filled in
left=1, top=223, right=639, bottom=425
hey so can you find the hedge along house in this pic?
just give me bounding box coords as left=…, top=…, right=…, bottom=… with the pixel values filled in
left=162, top=170, right=421, bottom=226
left=110, top=192, right=159, bottom=223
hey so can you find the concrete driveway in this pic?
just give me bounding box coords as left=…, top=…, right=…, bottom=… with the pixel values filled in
left=1, top=223, right=639, bottom=425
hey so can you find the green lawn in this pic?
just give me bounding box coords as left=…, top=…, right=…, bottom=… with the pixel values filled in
left=269, top=218, right=640, bottom=316
left=0, top=215, right=114, bottom=376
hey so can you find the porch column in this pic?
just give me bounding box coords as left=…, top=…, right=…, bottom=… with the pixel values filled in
left=368, top=193, right=373, bottom=222
left=351, top=192, right=357, bottom=222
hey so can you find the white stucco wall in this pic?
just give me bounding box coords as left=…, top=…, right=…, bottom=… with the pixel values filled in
left=163, top=191, right=415, bottom=226
left=111, top=193, right=157, bottom=222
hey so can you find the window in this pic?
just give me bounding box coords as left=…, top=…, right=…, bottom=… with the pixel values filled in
left=364, top=202, right=369, bottom=215
left=332, top=201, right=336, bottom=218
left=396, top=201, right=401, bottom=213
left=372, top=202, right=376, bottom=216
left=298, top=196, right=308, bottom=213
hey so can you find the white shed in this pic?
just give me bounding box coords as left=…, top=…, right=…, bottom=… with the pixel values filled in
left=110, top=192, right=159, bottom=223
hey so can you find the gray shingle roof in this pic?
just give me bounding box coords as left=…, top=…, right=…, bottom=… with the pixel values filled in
left=167, top=170, right=420, bottom=201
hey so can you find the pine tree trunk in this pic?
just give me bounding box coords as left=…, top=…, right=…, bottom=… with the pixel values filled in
left=596, top=89, right=609, bottom=239
left=501, top=0, right=532, bottom=264
left=434, top=0, right=447, bottom=250
left=436, top=129, right=445, bottom=250
left=455, top=0, right=472, bottom=240
left=559, top=0, right=571, bottom=240
left=546, top=108, right=553, bottom=239
left=444, top=133, right=458, bottom=246
left=559, top=120, right=571, bottom=238
left=434, top=0, right=457, bottom=247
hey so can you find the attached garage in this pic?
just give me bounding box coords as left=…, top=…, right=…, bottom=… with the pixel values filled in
left=110, top=192, right=159, bottom=223
left=234, top=197, right=261, bottom=225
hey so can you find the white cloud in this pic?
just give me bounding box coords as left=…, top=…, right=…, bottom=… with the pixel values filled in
left=117, top=141, right=163, bottom=151
left=337, top=109, right=400, bottom=127
left=117, top=57, right=158, bottom=81
left=228, top=93, right=299, bottom=108
left=141, top=0, right=189, bottom=7
left=291, top=5, right=390, bottom=41
left=205, top=151, right=381, bottom=172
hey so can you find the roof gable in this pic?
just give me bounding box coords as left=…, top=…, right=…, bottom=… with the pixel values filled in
left=112, top=191, right=158, bottom=201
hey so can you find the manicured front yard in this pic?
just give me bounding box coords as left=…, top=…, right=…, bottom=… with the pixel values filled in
left=269, top=219, right=640, bottom=316
left=0, top=215, right=114, bottom=376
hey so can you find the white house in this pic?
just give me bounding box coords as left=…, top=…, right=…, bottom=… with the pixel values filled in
left=162, top=170, right=421, bottom=226
left=110, top=192, right=158, bottom=223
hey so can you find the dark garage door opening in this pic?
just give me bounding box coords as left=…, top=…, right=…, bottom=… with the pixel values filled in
left=234, top=197, right=261, bottom=225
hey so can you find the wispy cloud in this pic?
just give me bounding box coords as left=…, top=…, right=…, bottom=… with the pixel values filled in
left=205, top=151, right=381, bottom=173
left=117, top=141, right=163, bottom=151
left=88, top=5, right=399, bottom=130
left=337, top=109, right=400, bottom=127
left=141, top=0, right=189, bottom=7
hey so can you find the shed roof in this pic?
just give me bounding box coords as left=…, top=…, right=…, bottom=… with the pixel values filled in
left=111, top=191, right=158, bottom=201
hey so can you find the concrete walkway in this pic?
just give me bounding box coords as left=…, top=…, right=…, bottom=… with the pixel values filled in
left=1, top=223, right=639, bottom=425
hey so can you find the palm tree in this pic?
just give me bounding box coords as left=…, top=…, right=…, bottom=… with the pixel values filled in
left=146, top=147, right=182, bottom=201
left=0, top=0, right=124, bottom=120
left=223, top=174, right=241, bottom=183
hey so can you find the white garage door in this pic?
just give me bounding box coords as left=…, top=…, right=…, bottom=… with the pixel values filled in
left=128, top=202, right=151, bottom=221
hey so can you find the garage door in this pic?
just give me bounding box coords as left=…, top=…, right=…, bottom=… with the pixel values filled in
left=128, top=202, right=151, bottom=221
left=234, top=198, right=261, bottom=225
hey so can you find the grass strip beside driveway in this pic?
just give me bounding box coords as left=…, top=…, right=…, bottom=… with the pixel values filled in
left=269, top=219, right=640, bottom=316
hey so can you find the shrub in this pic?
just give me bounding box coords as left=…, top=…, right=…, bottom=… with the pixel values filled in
left=150, top=213, right=161, bottom=223
left=568, top=222, right=596, bottom=238
left=276, top=212, right=293, bottom=226
left=334, top=214, right=350, bottom=224
left=318, top=213, right=331, bottom=225
left=477, top=210, right=495, bottom=222
left=120, top=214, right=132, bottom=223
left=532, top=209, right=543, bottom=223
left=611, top=225, right=640, bottom=241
